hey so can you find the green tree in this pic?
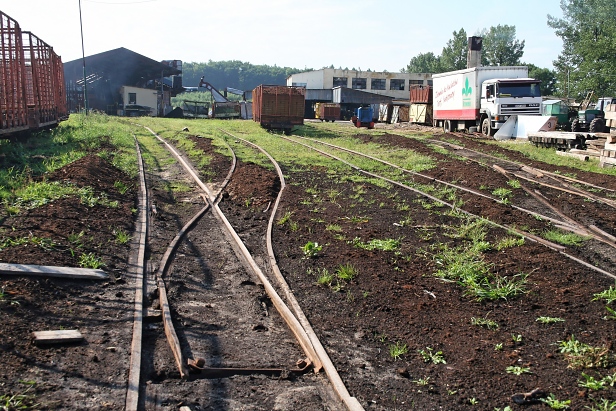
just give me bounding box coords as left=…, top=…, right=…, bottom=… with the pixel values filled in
left=479, top=25, right=525, bottom=66
left=440, top=28, right=468, bottom=71
left=404, top=52, right=442, bottom=73
left=527, top=63, right=558, bottom=96
left=548, top=0, right=616, bottom=99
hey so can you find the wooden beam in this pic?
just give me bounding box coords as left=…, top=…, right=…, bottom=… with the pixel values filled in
left=0, top=263, right=108, bottom=279
left=33, top=330, right=83, bottom=345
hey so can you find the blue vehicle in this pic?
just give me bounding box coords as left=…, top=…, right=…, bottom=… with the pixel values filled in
left=351, top=106, right=375, bottom=129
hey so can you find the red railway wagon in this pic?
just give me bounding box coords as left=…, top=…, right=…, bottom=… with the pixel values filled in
left=252, top=85, right=305, bottom=134
left=0, top=11, right=66, bottom=137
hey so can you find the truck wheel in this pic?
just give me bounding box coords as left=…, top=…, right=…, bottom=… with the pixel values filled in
left=443, top=120, right=452, bottom=133
left=481, top=118, right=492, bottom=136
left=571, top=118, right=580, bottom=132
left=589, top=118, right=605, bottom=133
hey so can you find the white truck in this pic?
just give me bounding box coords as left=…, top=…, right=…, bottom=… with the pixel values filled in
left=432, top=66, right=543, bottom=136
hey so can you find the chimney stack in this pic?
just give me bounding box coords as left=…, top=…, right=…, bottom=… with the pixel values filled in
left=467, top=36, right=482, bottom=69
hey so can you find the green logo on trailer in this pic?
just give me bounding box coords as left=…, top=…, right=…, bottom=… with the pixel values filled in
left=462, top=77, right=472, bottom=107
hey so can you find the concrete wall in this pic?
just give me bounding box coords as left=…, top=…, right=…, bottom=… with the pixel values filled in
left=120, top=86, right=158, bottom=115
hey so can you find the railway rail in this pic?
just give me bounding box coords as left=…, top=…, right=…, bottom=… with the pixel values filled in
left=126, top=127, right=362, bottom=410
left=278, top=134, right=616, bottom=280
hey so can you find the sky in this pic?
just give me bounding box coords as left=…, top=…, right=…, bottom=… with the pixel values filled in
left=3, top=0, right=565, bottom=79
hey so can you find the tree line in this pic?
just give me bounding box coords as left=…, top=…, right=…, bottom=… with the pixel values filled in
left=402, top=25, right=557, bottom=97
left=403, top=0, right=616, bottom=100
left=180, top=61, right=307, bottom=93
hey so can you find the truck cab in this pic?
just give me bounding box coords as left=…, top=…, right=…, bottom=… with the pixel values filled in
left=480, top=78, right=542, bottom=135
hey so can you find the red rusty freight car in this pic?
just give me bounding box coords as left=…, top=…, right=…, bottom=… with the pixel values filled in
left=0, top=11, right=67, bottom=136
left=252, top=85, right=305, bottom=134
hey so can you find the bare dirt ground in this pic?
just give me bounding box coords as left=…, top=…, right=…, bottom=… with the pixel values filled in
left=1, top=127, right=615, bottom=410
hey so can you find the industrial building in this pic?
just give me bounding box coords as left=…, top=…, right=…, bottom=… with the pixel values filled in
left=63, top=48, right=182, bottom=116
left=286, top=68, right=432, bottom=119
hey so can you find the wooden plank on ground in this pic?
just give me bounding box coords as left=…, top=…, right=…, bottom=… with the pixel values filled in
left=556, top=150, right=589, bottom=161
left=0, top=263, right=108, bottom=279
left=33, top=330, right=83, bottom=345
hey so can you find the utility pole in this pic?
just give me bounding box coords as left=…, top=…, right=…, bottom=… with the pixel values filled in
left=79, top=0, right=88, bottom=114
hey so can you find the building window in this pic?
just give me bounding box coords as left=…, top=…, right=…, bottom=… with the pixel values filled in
left=128, top=93, right=137, bottom=105
left=333, top=77, right=347, bottom=87
left=409, top=80, right=424, bottom=85
left=390, top=79, right=405, bottom=90
left=352, top=78, right=367, bottom=89
left=371, top=78, right=386, bottom=90
left=427, top=80, right=433, bottom=86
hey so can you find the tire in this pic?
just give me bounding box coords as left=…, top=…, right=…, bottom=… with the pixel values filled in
left=589, top=117, right=605, bottom=133
left=571, top=118, right=580, bottom=132
left=481, top=118, right=492, bottom=136
left=443, top=120, right=452, bottom=133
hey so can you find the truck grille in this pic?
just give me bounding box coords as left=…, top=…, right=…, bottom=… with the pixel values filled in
left=500, top=103, right=541, bottom=116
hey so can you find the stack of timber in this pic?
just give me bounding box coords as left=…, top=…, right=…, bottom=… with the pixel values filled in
left=527, top=131, right=590, bottom=150
left=605, top=104, right=616, bottom=134
left=600, top=135, right=616, bottom=168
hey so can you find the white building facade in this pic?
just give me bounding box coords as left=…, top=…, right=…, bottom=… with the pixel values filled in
left=287, top=68, right=432, bottom=100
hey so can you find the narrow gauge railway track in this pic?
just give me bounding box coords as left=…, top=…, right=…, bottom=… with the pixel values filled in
left=430, top=135, right=616, bottom=245
left=443, top=133, right=616, bottom=206
left=127, top=128, right=361, bottom=410
left=279, top=135, right=616, bottom=280
left=290, top=135, right=616, bottom=252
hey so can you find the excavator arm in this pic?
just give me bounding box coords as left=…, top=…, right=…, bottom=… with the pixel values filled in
left=197, top=77, right=228, bottom=103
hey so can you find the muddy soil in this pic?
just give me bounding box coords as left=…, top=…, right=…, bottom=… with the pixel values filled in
left=1, top=128, right=615, bottom=411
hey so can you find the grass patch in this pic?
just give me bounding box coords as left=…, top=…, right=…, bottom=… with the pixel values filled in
left=78, top=252, right=105, bottom=269
left=350, top=237, right=401, bottom=251
left=593, top=282, right=616, bottom=305
left=543, top=229, right=590, bottom=246
left=558, top=335, right=612, bottom=369
left=335, top=264, right=358, bottom=281
left=389, top=342, right=409, bottom=360
left=470, top=315, right=499, bottom=330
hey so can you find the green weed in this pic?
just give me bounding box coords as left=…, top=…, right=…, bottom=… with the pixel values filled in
left=558, top=335, right=612, bottom=369
left=418, top=347, right=446, bottom=364
left=389, top=342, right=409, bottom=360
left=351, top=237, right=401, bottom=251
left=505, top=366, right=530, bottom=375
left=114, top=229, right=131, bottom=245
left=496, top=236, right=525, bottom=250
left=301, top=241, right=322, bottom=258
left=543, top=229, right=590, bottom=246
left=113, top=180, right=130, bottom=194
left=492, top=187, right=513, bottom=203
left=593, top=283, right=616, bottom=305
left=507, top=179, right=521, bottom=189
left=78, top=252, right=105, bottom=269
left=470, top=316, right=499, bottom=330
left=335, top=264, right=358, bottom=281
left=540, top=393, right=570, bottom=410
left=276, top=211, right=293, bottom=225
left=325, top=224, right=342, bottom=232
left=536, top=316, right=565, bottom=324
left=586, top=398, right=616, bottom=411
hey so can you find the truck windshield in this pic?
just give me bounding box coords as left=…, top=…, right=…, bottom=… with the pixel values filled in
left=497, top=82, right=541, bottom=98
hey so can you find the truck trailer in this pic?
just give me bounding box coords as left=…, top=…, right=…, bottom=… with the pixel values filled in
left=432, top=66, right=542, bottom=136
